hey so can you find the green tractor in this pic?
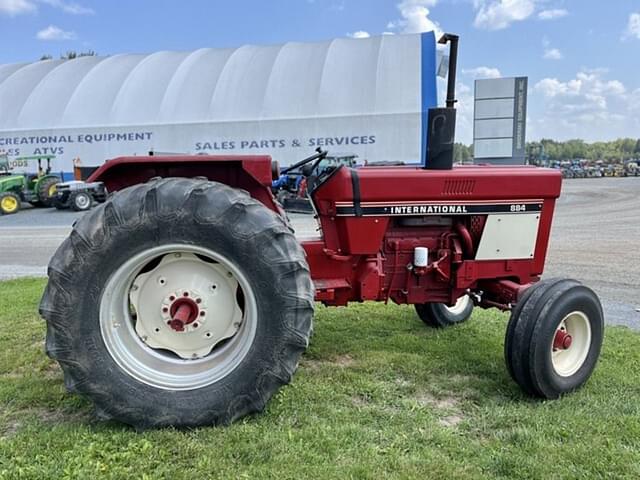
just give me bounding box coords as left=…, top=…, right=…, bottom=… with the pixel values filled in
left=0, top=154, right=61, bottom=215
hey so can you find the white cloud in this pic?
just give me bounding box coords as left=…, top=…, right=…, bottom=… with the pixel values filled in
left=625, top=12, right=640, bottom=39
left=535, top=70, right=625, bottom=99
left=36, top=24, right=77, bottom=40
left=347, top=31, right=370, bottom=39
left=541, top=37, right=563, bottom=60
left=538, top=8, right=568, bottom=20
left=629, top=88, right=640, bottom=113
left=40, top=0, right=93, bottom=14
left=473, top=0, right=536, bottom=30
left=0, top=0, right=93, bottom=15
left=388, top=0, right=443, bottom=39
left=0, top=0, right=36, bottom=16
left=543, top=47, right=563, bottom=60
left=462, top=66, right=502, bottom=78
left=529, top=69, right=639, bottom=140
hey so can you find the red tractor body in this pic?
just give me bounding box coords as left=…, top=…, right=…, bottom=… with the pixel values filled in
left=89, top=155, right=561, bottom=310
left=41, top=34, right=601, bottom=428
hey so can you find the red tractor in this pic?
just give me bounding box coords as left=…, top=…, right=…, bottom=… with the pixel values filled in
left=40, top=35, right=603, bottom=428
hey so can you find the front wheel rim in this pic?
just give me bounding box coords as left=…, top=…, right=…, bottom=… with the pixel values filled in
left=100, top=244, right=258, bottom=391
left=551, top=311, right=592, bottom=377
left=75, top=194, right=90, bottom=209
left=1, top=196, right=17, bottom=212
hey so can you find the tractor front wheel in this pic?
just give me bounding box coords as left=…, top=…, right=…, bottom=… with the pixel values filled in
left=69, top=191, right=92, bottom=211
left=0, top=191, right=21, bottom=215
left=415, top=295, right=474, bottom=328
left=504, top=278, right=604, bottom=398
left=40, top=178, right=314, bottom=428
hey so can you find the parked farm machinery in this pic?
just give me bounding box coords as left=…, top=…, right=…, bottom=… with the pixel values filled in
left=0, top=154, right=60, bottom=215
left=40, top=34, right=604, bottom=428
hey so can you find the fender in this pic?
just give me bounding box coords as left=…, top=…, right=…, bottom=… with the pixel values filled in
left=88, top=155, right=280, bottom=212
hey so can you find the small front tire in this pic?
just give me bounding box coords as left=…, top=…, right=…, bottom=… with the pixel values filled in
left=70, top=191, right=92, bottom=211
left=0, top=192, right=21, bottom=215
left=415, top=295, right=474, bottom=328
left=504, top=278, right=604, bottom=399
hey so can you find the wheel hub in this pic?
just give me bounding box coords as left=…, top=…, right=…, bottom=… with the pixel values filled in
left=551, top=311, right=592, bottom=377
left=129, top=253, right=243, bottom=359
left=168, top=296, right=200, bottom=332
left=553, top=329, right=573, bottom=350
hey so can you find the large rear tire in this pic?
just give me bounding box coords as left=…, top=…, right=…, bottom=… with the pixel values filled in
left=415, top=295, right=474, bottom=328
left=40, top=178, right=314, bottom=428
left=37, top=177, right=60, bottom=207
left=504, top=278, right=604, bottom=398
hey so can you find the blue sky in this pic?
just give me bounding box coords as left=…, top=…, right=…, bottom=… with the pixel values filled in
left=1, top=0, right=639, bottom=143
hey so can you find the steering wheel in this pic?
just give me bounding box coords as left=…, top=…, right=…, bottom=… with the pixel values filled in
left=281, top=148, right=328, bottom=176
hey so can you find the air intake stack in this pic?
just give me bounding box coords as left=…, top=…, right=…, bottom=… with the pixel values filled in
left=424, top=33, right=458, bottom=170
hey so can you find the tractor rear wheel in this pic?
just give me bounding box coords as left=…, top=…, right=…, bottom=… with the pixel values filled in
left=415, top=295, right=473, bottom=328
left=40, top=178, right=314, bottom=428
left=504, top=278, right=603, bottom=398
left=0, top=191, right=21, bottom=215
left=37, top=177, right=60, bottom=207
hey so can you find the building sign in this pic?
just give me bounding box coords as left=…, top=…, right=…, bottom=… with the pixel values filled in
left=0, top=32, right=438, bottom=176
left=473, top=77, right=528, bottom=165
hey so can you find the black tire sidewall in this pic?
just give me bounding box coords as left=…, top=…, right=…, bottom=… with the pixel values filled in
left=47, top=180, right=313, bottom=427
left=71, top=192, right=91, bottom=211
left=38, top=177, right=60, bottom=206
left=416, top=298, right=473, bottom=328
left=436, top=299, right=474, bottom=325
left=530, top=286, right=603, bottom=397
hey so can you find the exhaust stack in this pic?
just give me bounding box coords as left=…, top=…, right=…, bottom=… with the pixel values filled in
left=424, top=33, right=458, bottom=170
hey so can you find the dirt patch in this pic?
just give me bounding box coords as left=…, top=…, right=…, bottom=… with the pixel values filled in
left=438, top=415, right=464, bottom=428
left=42, top=361, right=62, bottom=379
left=413, top=390, right=465, bottom=428
left=331, top=354, right=355, bottom=367
left=302, top=354, right=356, bottom=371
left=394, top=377, right=412, bottom=388
left=350, top=394, right=371, bottom=407
left=1, top=407, right=90, bottom=438
left=414, top=391, right=460, bottom=410
left=0, top=420, right=22, bottom=440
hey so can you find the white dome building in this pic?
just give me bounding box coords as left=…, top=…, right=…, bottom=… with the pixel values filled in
left=0, top=32, right=437, bottom=176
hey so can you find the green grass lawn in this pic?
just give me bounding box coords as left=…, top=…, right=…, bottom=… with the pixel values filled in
left=1, top=278, right=639, bottom=479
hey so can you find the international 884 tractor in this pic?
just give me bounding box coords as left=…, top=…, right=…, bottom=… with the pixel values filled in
left=40, top=35, right=604, bottom=428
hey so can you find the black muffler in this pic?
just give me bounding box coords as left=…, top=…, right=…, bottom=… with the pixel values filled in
left=424, top=33, right=459, bottom=170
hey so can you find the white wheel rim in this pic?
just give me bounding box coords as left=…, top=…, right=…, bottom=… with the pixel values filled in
left=445, top=295, right=470, bottom=315
left=100, top=244, right=257, bottom=391
left=75, top=194, right=90, bottom=209
left=551, top=311, right=592, bottom=377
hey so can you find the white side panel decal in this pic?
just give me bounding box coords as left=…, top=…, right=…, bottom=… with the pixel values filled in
left=475, top=213, right=540, bottom=260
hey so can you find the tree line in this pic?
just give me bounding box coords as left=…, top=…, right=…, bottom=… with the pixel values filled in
left=454, top=138, right=640, bottom=163
left=529, top=138, right=640, bottom=161
left=39, top=50, right=97, bottom=61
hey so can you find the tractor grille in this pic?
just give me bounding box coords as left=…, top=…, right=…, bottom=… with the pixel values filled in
left=442, top=179, right=475, bottom=195
left=469, top=215, right=486, bottom=242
